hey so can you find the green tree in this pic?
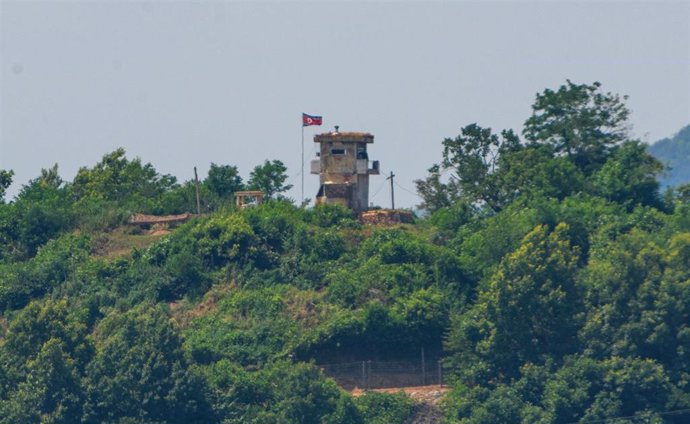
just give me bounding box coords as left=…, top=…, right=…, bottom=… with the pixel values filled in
left=538, top=356, right=678, bottom=424
left=0, top=300, right=92, bottom=374
left=71, top=148, right=177, bottom=204
left=523, top=80, right=630, bottom=174
left=153, top=180, right=200, bottom=214
left=8, top=165, right=74, bottom=257
left=82, top=306, right=212, bottom=424
left=0, top=234, right=91, bottom=310
left=440, top=124, right=521, bottom=212
left=0, top=339, right=84, bottom=424
left=354, top=392, right=415, bottom=424
left=592, top=140, right=664, bottom=209
left=446, top=224, right=582, bottom=383
left=496, top=145, right=584, bottom=201
left=673, top=183, right=690, bottom=204
left=0, top=169, right=14, bottom=203
left=0, top=299, right=94, bottom=424
left=204, top=360, right=342, bottom=424
left=247, top=160, right=293, bottom=200
left=581, top=230, right=690, bottom=375
left=414, top=164, right=460, bottom=213
left=204, top=163, right=244, bottom=200
left=417, top=124, right=583, bottom=213
left=580, top=357, right=674, bottom=424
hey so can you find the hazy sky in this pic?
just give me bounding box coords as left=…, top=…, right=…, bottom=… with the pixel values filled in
left=1, top=1, right=689, bottom=208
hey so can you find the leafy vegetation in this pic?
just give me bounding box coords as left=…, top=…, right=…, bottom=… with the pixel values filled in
left=1, top=80, right=689, bottom=423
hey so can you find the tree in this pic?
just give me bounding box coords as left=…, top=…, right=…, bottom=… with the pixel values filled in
left=592, top=140, right=664, bottom=209
left=414, top=124, right=519, bottom=213
left=0, top=234, right=91, bottom=310
left=539, top=356, right=675, bottom=424
left=247, top=160, right=293, bottom=200
left=418, top=125, right=590, bottom=214
left=0, top=299, right=94, bottom=424
left=414, top=164, right=459, bottom=213
left=440, top=124, right=521, bottom=212
left=204, top=163, right=244, bottom=200
left=0, top=300, right=92, bottom=373
left=523, top=80, right=630, bottom=174
left=204, top=360, right=343, bottom=424
left=446, top=224, right=582, bottom=383
left=153, top=180, right=201, bottom=215
left=82, top=306, right=212, bottom=424
left=9, top=165, right=74, bottom=257
left=0, top=169, right=14, bottom=203
left=580, top=230, right=690, bottom=375
left=590, top=358, right=675, bottom=423
left=496, top=145, right=584, bottom=202
left=0, top=339, right=84, bottom=424
left=674, top=183, right=690, bottom=204
left=71, top=148, right=177, bottom=204
left=353, top=392, right=415, bottom=424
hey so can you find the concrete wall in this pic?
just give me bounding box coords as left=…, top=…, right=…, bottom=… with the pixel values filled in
left=313, top=132, right=376, bottom=213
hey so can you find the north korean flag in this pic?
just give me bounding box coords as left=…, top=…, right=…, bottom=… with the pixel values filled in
left=302, top=113, right=323, bottom=127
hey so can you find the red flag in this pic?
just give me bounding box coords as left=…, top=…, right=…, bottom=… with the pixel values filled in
left=303, top=113, right=323, bottom=127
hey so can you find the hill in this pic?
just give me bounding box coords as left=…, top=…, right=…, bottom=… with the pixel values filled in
left=648, top=124, right=690, bottom=187
left=1, top=81, right=690, bottom=424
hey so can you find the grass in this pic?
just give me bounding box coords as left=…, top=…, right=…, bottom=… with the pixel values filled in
left=90, top=225, right=170, bottom=259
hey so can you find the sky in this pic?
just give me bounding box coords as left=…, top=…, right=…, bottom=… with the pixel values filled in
left=1, top=0, right=689, bottom=208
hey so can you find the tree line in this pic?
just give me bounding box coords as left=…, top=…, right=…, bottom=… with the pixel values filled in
left=0, top=153, right=292, bottom=261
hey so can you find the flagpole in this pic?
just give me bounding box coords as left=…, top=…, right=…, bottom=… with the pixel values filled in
left=301, top=122, right=305, bottom=207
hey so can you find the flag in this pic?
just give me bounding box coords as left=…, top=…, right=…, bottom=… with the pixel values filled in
left=302, top=113, right=323, bottom=127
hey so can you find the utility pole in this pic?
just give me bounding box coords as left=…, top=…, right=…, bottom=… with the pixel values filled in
left=193, top=166, right=201, bottom=215
left=301, top=124, right=305, bottom=207
left=386, top=171, right=395, bottom=210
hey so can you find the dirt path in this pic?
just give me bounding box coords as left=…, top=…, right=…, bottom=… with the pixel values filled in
left=352, top=385, right=448, bottom=403
left=352, top=385, right=449, bottom=423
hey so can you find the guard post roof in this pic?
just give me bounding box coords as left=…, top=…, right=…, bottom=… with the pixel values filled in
left=314, top=131, right=374, bottom=144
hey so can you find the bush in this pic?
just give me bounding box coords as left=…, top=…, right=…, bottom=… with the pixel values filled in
left=306, top=204, right=357, bottom=228
left=354, top=391, right=415, bottom=424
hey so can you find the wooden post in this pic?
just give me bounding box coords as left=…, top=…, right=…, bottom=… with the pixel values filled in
left=421, top=347, right=426, bottom=386
left=362, top=361, right=366, bottom=390
left=193, top=166, right=201, bottom=215
left=387, top=171, right=396, bottom=210
left=438, top=360, right=443, bottom=385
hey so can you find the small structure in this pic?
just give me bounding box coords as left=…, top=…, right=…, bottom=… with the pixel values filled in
left=129, top=213, right=195, bottom=226
left=311, top=127, right=380, bottom=212
left=234, top=190, right=264, bottom=209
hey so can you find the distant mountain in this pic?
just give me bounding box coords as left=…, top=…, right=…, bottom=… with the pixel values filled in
left=648, top=124, right=690, bottom=188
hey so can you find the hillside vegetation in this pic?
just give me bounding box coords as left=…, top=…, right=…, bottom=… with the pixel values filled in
left=1, top=81, right=689, bottom=424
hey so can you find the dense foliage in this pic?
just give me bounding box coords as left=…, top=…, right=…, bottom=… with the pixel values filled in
left=1, top=81, right=689, bottom=423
